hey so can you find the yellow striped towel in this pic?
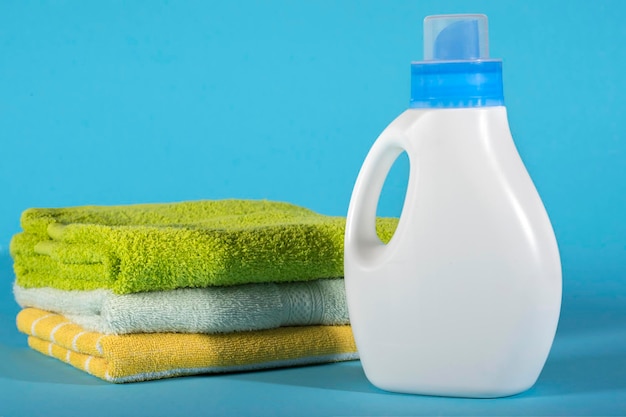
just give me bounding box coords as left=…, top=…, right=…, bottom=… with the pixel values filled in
left=17, top=308, right=358, bottom=383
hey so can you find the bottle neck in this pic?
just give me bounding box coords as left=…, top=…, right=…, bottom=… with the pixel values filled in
left=409, top=60, right=504, bottom=109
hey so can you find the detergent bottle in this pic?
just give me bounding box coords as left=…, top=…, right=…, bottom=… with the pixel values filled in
left=344, top=14, right=561, bottom=398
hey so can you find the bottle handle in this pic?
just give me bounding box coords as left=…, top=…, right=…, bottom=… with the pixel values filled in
left=345, top=127, right=407, bottom=266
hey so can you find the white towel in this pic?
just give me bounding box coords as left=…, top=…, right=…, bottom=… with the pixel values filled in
left=13, top=279, right=348, bottom=334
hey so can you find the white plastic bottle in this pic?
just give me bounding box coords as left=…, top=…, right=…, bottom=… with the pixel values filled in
left=344, top=14, right=561, bottom=398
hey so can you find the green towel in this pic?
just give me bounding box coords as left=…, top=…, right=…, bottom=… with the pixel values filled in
left=10, top=199, right=398, bottom=294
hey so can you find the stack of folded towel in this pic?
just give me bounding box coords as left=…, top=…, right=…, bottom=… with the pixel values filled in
left=10, top=199, right=397, bottom=383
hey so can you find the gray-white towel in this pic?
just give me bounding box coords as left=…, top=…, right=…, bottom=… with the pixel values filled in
left=13, top=279, right=348, bottom=335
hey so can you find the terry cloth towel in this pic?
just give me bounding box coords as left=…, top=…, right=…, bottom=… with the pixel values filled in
left=17, top=308, right=358, bottom=383
left=13, top=278, right=349, bottom=334
left=10, top=199, right=398, bottom=294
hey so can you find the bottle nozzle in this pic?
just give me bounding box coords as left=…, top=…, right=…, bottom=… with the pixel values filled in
left=424, top=14, right=489, bottom=61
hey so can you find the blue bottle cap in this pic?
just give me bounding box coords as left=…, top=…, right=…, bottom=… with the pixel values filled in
left=410, top=14, right=504, bottom=109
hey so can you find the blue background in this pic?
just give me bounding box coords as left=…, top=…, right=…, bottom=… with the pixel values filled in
left=1, top=0, right=625, bottom=415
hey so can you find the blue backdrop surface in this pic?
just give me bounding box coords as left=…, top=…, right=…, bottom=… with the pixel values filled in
left=2, top=0, right=626, bottom=271
left=1, top=1, right=625, bottom=415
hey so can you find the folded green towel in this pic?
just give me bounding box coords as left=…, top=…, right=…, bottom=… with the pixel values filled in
left=11, top=200, right=397, bottom=294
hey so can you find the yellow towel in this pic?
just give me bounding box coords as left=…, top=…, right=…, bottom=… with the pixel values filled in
left=17, top=308, right=358, bottom=383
